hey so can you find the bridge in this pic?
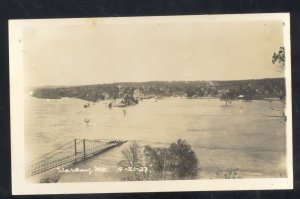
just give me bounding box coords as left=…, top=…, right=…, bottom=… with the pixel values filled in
left=26, top=139, right=127, bottom=177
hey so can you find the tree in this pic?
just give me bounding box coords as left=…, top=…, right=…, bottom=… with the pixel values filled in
left=271, top=46, right=287, bottom=122
left=118, top=142, right=146, bottom=181
left=118, top=140, right=199, bottom=181
left=272, top=46, right=285, bottom=71
left=220, top=90, right=234, bottom=107
left=168, top=139, right=198, bottom=178
left=144, top=146, right=168, bottom=171
left=122, top=94, right=138, bottom=106
left=144, top=145, right=169, bottom=179
left=244, top=85, right=256, bottom=101
left=143, top=139, right=199, bottom=180
left=119, top=142, right=143, bottom=168
left=185, top=88, right=196, bottom=98
left=110, top=86, right=119, bottom=100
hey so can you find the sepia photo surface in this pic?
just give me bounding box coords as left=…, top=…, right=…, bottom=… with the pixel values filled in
left=9, top=13, right=293, bottom=195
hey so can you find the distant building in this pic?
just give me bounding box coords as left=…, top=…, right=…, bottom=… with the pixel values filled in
left=217, top=89, right=229, bottom=97
left=102, top=92, right=109, bottom=100
left=133, top=88, right=144, bottom=99
left=238, top=95, right=244, bottom=99
left=112, top=99, right=125, bottom=107
left=208, top=81, right=215, bottom=86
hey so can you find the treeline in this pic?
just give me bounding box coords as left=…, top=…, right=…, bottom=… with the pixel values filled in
left=31, top=78, right=285, bottom=102
left=215, top=78, right=285, bottom=100
left=118, top=139, right=198, bottom=181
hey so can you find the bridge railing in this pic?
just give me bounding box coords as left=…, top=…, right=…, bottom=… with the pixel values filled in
left=26, top=139, right=126, bottom=177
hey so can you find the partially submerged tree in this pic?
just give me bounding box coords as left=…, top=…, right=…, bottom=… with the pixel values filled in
left=243, top=85, right=256, bottom=101
left=84, top=118, right=90, bottom=127
left=219, top=90, right=234, bottom=107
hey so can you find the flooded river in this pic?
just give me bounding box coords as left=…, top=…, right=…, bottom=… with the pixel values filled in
left=25, top=97, right=286, bottom=181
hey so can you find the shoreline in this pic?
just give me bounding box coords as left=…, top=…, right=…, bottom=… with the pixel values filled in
left=30, top=95, right=283, bottom=103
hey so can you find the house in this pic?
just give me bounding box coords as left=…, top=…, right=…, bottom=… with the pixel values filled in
left=217, top=89, right=229, bottom=97
left=133, top=88, right=144, bottom=99
left=102, top=92, right=109, bottom=100
left=238, top=95, right=244, bottom=99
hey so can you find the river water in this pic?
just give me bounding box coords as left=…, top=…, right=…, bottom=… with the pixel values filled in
left=25, top=97, right=286, bottom=182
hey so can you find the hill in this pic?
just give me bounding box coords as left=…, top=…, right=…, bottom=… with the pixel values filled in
left=31, top=78, right=285, bottom=102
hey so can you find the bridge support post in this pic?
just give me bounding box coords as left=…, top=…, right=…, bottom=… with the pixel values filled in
left=83, top=139, right=86, bottom=160
left=74, top=139, right=77, bottom=156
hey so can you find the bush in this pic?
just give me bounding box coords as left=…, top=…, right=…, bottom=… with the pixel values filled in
left=144, top=139, right=198, bottom=180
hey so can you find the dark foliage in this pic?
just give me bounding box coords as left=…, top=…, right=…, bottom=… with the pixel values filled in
left=144, top=139, right=198, bottom=180
left=272, top=46, right=285, bottom=70
left=31, top=78, right=285, bottom=102
left=168, top=139, right=198, bottom=178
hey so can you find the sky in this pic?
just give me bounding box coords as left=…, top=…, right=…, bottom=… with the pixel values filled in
left=23, top=17, right=284, bottom=87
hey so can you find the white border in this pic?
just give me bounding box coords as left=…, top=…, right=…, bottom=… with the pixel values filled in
left=9, top=13, right=293, bottom=195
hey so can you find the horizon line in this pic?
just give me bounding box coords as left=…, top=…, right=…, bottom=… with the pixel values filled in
left=29, top=77, right=285, bottom=88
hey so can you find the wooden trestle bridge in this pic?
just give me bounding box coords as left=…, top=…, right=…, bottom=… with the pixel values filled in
left=26, top=139, right=127, bottom=177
